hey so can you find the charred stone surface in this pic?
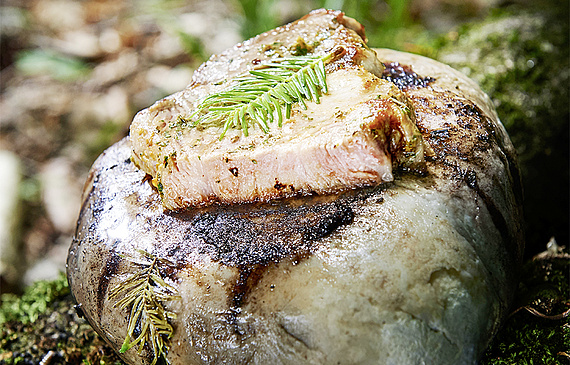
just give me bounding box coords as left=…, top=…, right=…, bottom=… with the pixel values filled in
left=381, top=61, right=435, bottom=90
left=175, top=199, right=354, bottom=268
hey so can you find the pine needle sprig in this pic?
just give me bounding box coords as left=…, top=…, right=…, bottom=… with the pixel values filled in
left=191, top=47, right=343, bottom=139
left=109, top=250, right=180, bottom=365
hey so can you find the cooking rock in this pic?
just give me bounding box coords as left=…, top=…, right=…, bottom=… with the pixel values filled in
left=67, top=10, right=524, bottom=365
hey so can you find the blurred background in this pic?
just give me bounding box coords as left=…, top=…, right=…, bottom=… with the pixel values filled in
left=0, top=0, right=568, bottom=296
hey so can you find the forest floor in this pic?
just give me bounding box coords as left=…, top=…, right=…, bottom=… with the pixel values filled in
left=0, top=0, right=568, bottom=364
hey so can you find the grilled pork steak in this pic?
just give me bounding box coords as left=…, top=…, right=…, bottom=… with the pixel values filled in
left=67, top=10, right=523, bottom=365
left=130, top=9, right=426, bottom=210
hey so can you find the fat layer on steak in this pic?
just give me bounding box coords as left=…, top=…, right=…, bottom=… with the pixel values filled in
left=129, top=9, right=426, bottom=210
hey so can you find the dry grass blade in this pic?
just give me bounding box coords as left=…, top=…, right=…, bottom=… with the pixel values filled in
left=109, top=251, right=180, bottom=365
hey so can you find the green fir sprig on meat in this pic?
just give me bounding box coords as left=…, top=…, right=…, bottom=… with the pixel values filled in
left=109, top=250, right=180, bottom=365
left=191, top=47, right=343, bottom=139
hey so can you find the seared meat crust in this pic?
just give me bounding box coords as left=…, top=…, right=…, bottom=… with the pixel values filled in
left=129, top=10, right=428, bottom=210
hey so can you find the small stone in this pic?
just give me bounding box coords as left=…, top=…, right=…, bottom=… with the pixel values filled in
left=99, top=28, right=122, bottom=54
left=23, top=237, right=70, bottom=286
left=0, top=6, right=28, bottom=37
left=0, top=150, right=24, bottom=288
left=39, top=158, right=82, bottom=234
left=179, top=12, right=242, bottom=55
left=146, top=32, right=186, bottom=62
left=95, top=85, right=131, bottom=124
left=57, top=29, right=102, bottom=58
left=32, top=0, right=86, bottom=32
left=85, top=50, right=139, bottom=88
left=146, top=65, right=193, bottom=94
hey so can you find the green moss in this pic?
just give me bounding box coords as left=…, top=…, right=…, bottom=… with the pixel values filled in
left=15, top=49, right=91, bottom=82
left=435, top=2, right=570, bottom=257
left=238, top=0, right=279, bottom=40
left=0, top=272, right=70, bottom=325
left=436, top=9, right=568, bottom=157
left=481, top=256, right=570, bottom=364
left=0, top=273, right=123, bottom=365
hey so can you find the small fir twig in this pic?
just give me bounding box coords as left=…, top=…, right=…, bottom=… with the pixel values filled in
left=109, top=250, right=180, bottom=365
left=191, top=47, right=344, bottom=139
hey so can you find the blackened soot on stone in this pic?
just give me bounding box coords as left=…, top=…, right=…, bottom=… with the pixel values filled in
left=232, top=265, right=267, bottom=310
left=183, top=198, right=355, bottom=268
left=96, top=250, right=122, bottom=319
left=190, top=213, right=260, bottom=266
left=382, top=62, right=435, bottom=90
left=464, top=169, right=478, bottom=189
left=175, top=197, right=357, bottom=327
left=73, top=303, right=85, bottom=318
left=169, top=191, right=370, bottom=319
left=302, top=202, right=354, bottom=240
left=455, top=101, right=484, bottom=119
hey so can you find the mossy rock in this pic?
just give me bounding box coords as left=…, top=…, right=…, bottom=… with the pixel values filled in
left=432, top=5, right=570, bottom=362
left=434, top=2, right=569, bottom=258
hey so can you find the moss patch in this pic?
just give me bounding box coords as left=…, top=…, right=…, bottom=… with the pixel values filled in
left=481, top=251, right=570, bottom=364
left=0, top=273, right=123, bottom=365
left=0, top=272, right=69, bottom=325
